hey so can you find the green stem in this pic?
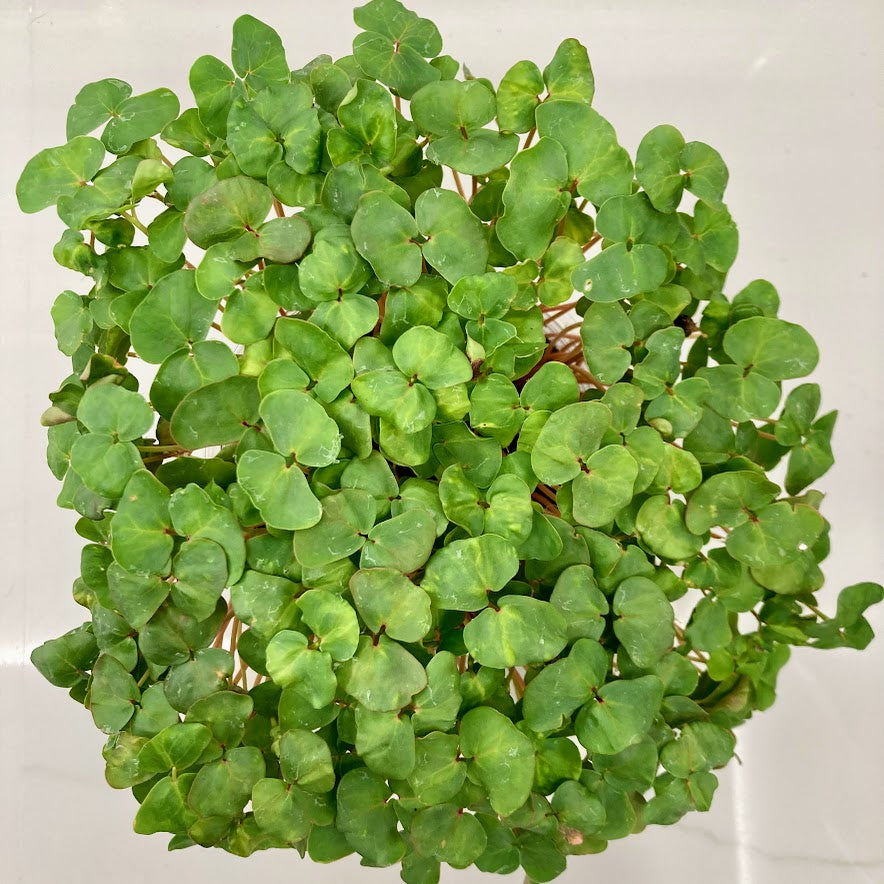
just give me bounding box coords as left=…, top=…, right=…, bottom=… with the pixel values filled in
left=803, top=601, right=831, bottom=622
left=122, top=209, right=149, bottom=235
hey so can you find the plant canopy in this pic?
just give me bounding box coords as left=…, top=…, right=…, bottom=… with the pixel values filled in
left=20, top=2, right=881, bottom=882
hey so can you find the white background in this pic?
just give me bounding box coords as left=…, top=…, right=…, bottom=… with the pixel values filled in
left=0, top=1, right=881, bottom=882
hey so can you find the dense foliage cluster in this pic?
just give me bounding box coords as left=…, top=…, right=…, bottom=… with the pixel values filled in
left=19, top=2, right=882, bottom=881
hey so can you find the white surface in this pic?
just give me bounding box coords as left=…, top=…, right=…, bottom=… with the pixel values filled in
left=1, top=1, right=882, bottom=882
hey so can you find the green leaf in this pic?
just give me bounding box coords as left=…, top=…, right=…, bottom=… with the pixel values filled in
left=645, top=376, right=711, bottom=438
left=77, top=383, right=153, bottom=441
left=161, top=107, right=215, bottom=156
left=535, top=100, right=633, bottom=205
left=352, top=0, right=442, bottom=99
left=355, top=706, right=416, bottom=779
left=335, top=767, right=405, bottom=865
left=580, top=301, right=635, bottom=384
left=775, top=382, right=820, bottom=446
left=163, top=647, right=235, bottom=712
left=226, top=97, right=282, bottom=178
left=298, top=223, right=372, bottom=301
left=497, top=138, right=571, bottom=262
left=184, top=176, right=273, bottom=249
left=278, top=729, right=336, bottom=792
left=351, top=369, right=437, bottom=434
left=189, top=55, right=239, bottom=138
left=696, top=364, right=781, bottom=423
left=50, top=290, right=92, bottom=356
left=231, top=570, right=300, bottom=637
left=551, top=780, right=606, bottom=839
left=726, top=501, right=824, bottom=569
left=544, top=38, right=594, bottom=103
left=681, top=141, right=728, bottom=206
left=138, top=599, right=226, bottom=668
left=171, top=538, right=228, bottom=621
left=266, top=632, right=336, bottom=705
left=689, top=201, right=739, bottom=271
left=134, top=774, right=197, bottom=835
left=460, top=706, right=535, bottom=816
left=236, top=216, right=312, bottom=264
left=138, top=722, right=213, bottom=775
left=351, top=191, right=422, bottom=286
left=421, top=534, right=519, bottom=611
left=635, top=124, right=686, bottom=213
left=66, top=78, right=132, bottom=139
left=538, top=236, right=583, bottom=306
left=484, top=474, right=534, bottom=544
left=448, top=272, right=518, bottom=321
left=575, top=675, right=664, bottom=755
left=331, top=79, right=398, bottom=167
left=30, top=624, right=98, bottom=688
left=129, top=270, right=217, bottom=364
left=354, top=0, right=442, bottom=56
left=110, top=470, right=173, bottom=575
left=150, top=340, right=239, bottom=420
left=360, top=510, right=437, bottom=573
left=411, top=652, right=462, bottom=735
left=69, top=433, right=141, bottom=499
left=275, top=317, right=354, bottom=402
left=415, top=188, right=488, bottom=283
left=534, top=735, right=582, bottom=794
left=231, top=14, right=290, bottom=91
left=531, top=401, right=611, bottom=485
left=293, top=488, right=377, bottom=568
left=685, top=470, right=779, bottom=534
left=522, top=638, right=608, bottom=732
left=102, top=89, right=180, bottom=153
left=106, top=562, right=169, bottom=629
left=411, top=804, right=487, bottom=868
left=352, top=32, right=440, bottom=101
left=497, top=60, right=543, bottom=133
left=549, top=565, right=609, bottom=642
left=571, top=444, right=638, bottom=528
left=685, top=596, right=732, bottom=651
left=147, top=208, right=187, bottom=262
left=785, top=410, right=836, bottom=495
left=90, top=653, right=140, bottom=733
left=297, top=588, right=360, bottom=661
left=341, top=635, right=427, bottom=712
left=259, top=389, right=341, bottom=467
left=660, top=722, right=736, bottom=777
left=393, top=325, right=473, bottom=389
left=407, top=733, right=466, bottom=804
left=596, top=192, right=681, bottom=247
left=170, top=375, right=260, bottom=448
left=411, top=78, right=496, bottom=135
left=464, top=595, right=568, bottom=668
left=573, top=242, right=669, bottom=302
left=635, top=496, right=705, bottom=562
left=723, top=316, right=819, bottom=381
left=17, top=136, right=105, bottom=213
left=188, top=746, right=265, bottom=819
left=251, top=777, right=311, bottom=842
left=311, top=294, right=379, bottom=350
left=169, top=483, right=246, bottom=584
left=612, top=576, right=675, bottom=667
left=426, top=129, right=520, bottom=177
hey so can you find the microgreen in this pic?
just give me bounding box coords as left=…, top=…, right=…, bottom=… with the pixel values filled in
left=20, top=2, right=881, bottom=881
